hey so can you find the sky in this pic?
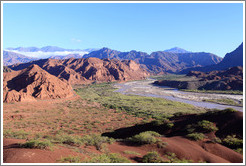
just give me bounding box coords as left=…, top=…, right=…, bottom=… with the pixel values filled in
left=3, top=2, right=244, bottom=57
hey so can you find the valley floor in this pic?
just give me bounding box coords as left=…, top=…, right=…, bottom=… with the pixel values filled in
left=114, top=79, right=243, bottom=111
left=3, top=81, right=243, bottom=163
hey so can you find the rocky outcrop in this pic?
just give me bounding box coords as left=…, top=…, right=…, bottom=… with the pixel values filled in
left=3, top=64, right=74, bottom=103
left=155, top=66, right=243, bottom=91
left=9, top=57, right=149, bottom=85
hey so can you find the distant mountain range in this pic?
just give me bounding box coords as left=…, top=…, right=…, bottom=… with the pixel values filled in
left=6, top=46, right=95, bottom=52
left=83, top=48, right=222, bottom=73
left=4, top=44, right=243, bottom=74
left=3, top=51, right=37, bottom=66
left=180, top=43, right=243, bottom=73
left=4, top=46, right=98, bottom=60
left=164, top=47, right=192, bottom=53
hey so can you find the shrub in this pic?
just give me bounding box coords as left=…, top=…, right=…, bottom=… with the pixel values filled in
left=173, top=112, right=188, bottom=117
left=128, top=131, right=161, bottom=145
left=3, top=129, right=29, bottom=139
left=165, top=123, right=174, bottom=128
left=234, top=148, right=243, bottom=154
left=86, top=153, right=131, bottom=163
left=185, top=124, right=195, bottom=133
left=82, top=134, right=115, bottom=150
left=211, top=137, right=222, bottom=144
left=58, top=156, right=82, bottom=163
left=151, top=118, right=174, bottom=128
left=152, top=119, right=165, bottom=126
left=222, top=108, right=237, bottom=113
left=142, top=151, right=164, bottom=163
left=20, top=139, right=53, bottom=149
left=157, top=141, right=168, bottom=148
left=123, top=150, right=141, bottom=155
left=165, top=152, right=193, bottom=163
left=53, top=133, right=83, bottom=146
left=186, top=132, right=206, bottom=141
left=222, top=135, right=243, bottom=149
left=197, top=120, right=218, bottom=132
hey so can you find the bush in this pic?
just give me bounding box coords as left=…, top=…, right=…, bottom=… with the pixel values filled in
left=222, top=108, right=237, bottom=113
left=20, top=139, right=53, bottom=149
left=186, top=132, right=206, bottom=141
left=86, top=153, right=131, bottom=163
left=211, top=137, right=222, bottom=144
left=151, top=118, right=174, bottom=128
left=3, top=129, right=29, bottom=139
left=165, top=152, right=193, bottom=163
left=123, top=150, right=141, bottom=155
left=53, top=133, right=83, bottom=146
left=128, top=131, right=161, bottom=145
left=222, top=135, right=243, bottom=149
left=185, top=124, right=196, bottom=133
left=58, top=156, right=82, bottom=163
left=142, top=151, right=164, bottom=163
left=82, top=134, right=115, bottom=150
left=197, top=120, right=218, bottom=132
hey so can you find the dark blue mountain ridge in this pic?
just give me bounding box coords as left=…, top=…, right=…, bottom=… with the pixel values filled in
left=84, top=47, right=222, bottom=73
left=180, top=42, right=243, bottom=73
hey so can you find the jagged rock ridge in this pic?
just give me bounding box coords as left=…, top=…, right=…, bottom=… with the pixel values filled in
left=9, top=57, right=149, bottom=85
left=3, top=64, right=74, bottom=103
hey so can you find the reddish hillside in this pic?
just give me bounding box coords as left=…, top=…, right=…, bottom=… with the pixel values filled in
left=3, top=64, right=74, bottom=103
left=9, top=57, right=149, bottom=85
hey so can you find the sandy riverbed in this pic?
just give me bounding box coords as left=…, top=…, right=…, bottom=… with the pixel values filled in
left=114, top=79, right=243, bottom=111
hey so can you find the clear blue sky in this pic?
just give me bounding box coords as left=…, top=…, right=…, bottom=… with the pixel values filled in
left=3, top=2, right=243, bottom=57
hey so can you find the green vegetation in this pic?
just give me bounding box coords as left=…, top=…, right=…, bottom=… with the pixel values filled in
left=123, top=150, right=141, bottom=155
left=142, top=151, right=193, bottom=163
left=203, top=108, right=237, bottom=117
left=222, top=135, right=243, bottom=149
left=197, top=120, right=218, bottom=132
left=74, top=83, right=203, bottom=119
left=85, top=153, right=131, bottom=163
left=185, top=120, right=218, bottom=134
left=211, top=137, right=222, bottom=144
left=182, top=89, right=243, bottom=95
left=151, top=117, right=174, bottom=128
left=3, top=129, right=29, bottom=139
left=20, top=139, right=53, bottom=149
left=142, top=151, right=164, bottom=163
left=82, top=134, right=115, bottom=150
left=203, top=98, right=243, bottom=107
left=164, top=152, right=193, bottom=163
left=45, top=133, right=114, bottom=150
left=52, top=133, right=83, bottom=146
left=127, top=131, right=161, bottom=145
left=235, top=148, right=243, bottom=154
left=58, top=156, right=82, bottom=163
left=186, top=132, right=206, bottom=141
left=150, top=74, right=190, bottom=81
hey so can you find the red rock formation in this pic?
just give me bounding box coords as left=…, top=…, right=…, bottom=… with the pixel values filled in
left=9, top=57, right=149, bottom=85
left=3, top=64, right=74, bottom=103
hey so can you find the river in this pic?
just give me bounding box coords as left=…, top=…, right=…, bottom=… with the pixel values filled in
left=114, top=79, right=243, bottom=112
